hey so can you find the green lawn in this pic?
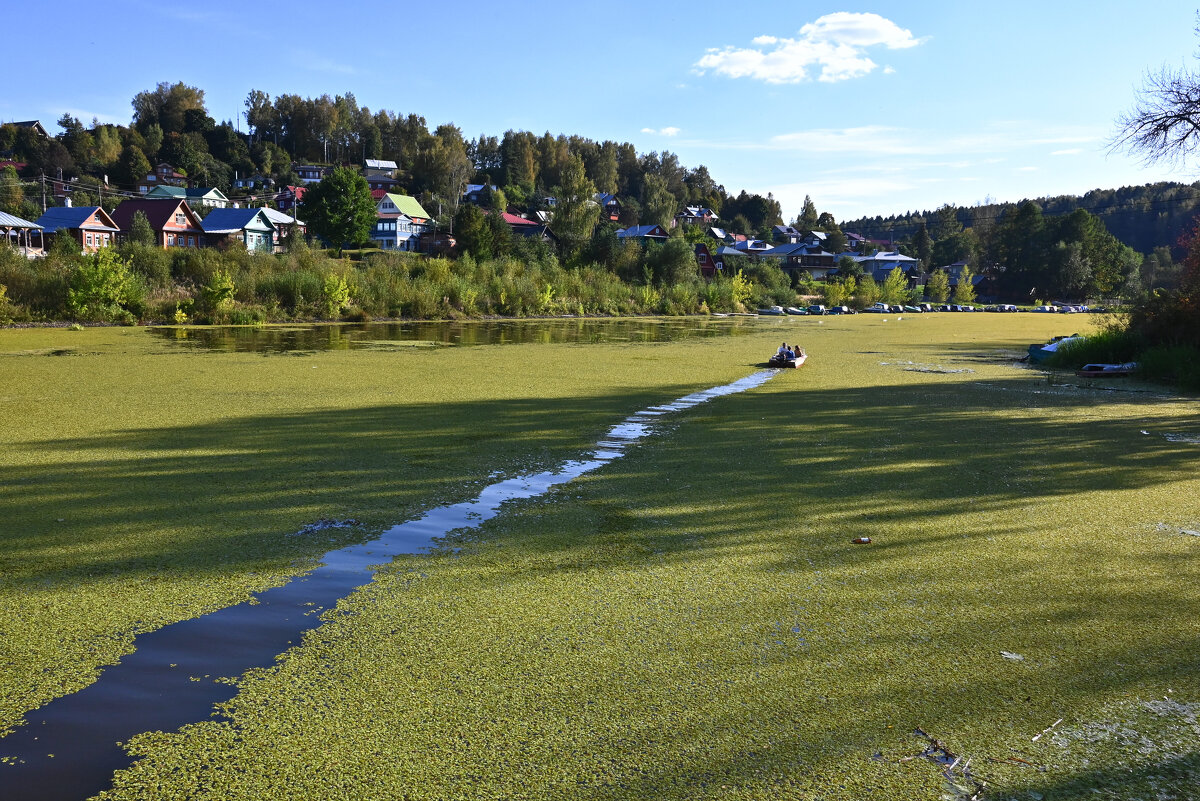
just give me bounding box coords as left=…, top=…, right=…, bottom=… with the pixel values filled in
left=3, top=315, right=1199, bottom=799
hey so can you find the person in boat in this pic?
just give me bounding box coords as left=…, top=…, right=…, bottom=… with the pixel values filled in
left=776, top=342, right=790, bottom=359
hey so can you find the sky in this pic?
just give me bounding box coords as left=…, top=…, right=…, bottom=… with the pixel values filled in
left=3, top=0, right=1199, bottom=222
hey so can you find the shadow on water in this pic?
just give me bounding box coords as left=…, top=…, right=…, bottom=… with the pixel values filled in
left=145, top=318, right=760, bottom=354
left=0, top=372, right=778, bottom=801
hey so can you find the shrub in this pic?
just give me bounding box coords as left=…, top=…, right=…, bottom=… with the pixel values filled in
left=68, top=249, right=139, bottom=322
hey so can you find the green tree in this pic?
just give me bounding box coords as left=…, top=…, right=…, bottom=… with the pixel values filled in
left=952, top=266, right=978, bottom=304
left=549, top=155, right=601, bottom=258
left=912, top=223, right=933, bottom=268
left=453, top=203, right=494, bottom=260
left=0, top=166, right=25, bottom=215
left=301, top=167, right=377, bottom=254
left=926, top=269, right=951, bottom=303
left=201, top=268, right=236, bottom=313
left=128, top=211, right=156, bottom=246
left=641, top=174, right=677, bottom=228
left=855, top=276, right=881, bottom=307
left=795, top=195, right=819, bottom=230
left=880, top=267, right=909, bottom=304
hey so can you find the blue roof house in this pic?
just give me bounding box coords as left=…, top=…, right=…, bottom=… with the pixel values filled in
left=201, top=208, right=276, bottom=253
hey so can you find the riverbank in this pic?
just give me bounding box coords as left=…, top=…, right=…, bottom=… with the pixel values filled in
left=4, top=315, right=1199, bottom=799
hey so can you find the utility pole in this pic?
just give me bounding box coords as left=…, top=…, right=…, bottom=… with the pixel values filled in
left=41, top=173, right=46, bottom=212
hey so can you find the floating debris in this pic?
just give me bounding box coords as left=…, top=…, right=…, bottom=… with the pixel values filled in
left=1000, top=651, right=1026, bottom=661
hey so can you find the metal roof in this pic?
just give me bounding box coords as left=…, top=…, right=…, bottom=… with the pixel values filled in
left=34, top=206, right=119, bottom=233
left=0, top=210, right=40, bottom=228
left=261, top=208, right=305, bottom=226
left=365, top=159, right=398, bottom=170
left=381, top=193, right=432, bottom=220
left=201, top=208, right=274, bottom=233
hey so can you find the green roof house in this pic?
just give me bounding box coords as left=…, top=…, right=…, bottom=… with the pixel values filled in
left=144, top=185, right=231, bottom=209
left=372, top=193, right=432, bottom=252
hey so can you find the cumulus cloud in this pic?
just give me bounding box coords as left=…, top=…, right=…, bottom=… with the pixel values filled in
left=694, top=12, right=922, bottom=84
left=642, top=127, right=681, bottom=136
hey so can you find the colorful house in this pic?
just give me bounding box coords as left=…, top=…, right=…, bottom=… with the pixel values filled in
left=33, top=205, right=121, bottom=253
left=261, top=208, right=306, bottom=252
left=201, top=208, right=277, bottom=253
left=371, top=193, right=433, bottom=251
left=110, top=199, right=205, bottom=250
left=137, top=163, right=187, bottom=194
left=144, top=185, right=231, bottom=209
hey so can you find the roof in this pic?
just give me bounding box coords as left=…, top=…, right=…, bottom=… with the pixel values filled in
left=109, top=199, right=202, bottom=232
left=381, top=193, right=431, bottom=220
left=0, top=210, right=40, bottom=229
left=201, top=208, right=274, bottom=234
left=594, top=192, right=618, bottom=205
left=261, top=208, right=305, bottom=226
left=855, top=250, right=917, bottom=264
left=34, top=206, right=120, bottom=233
left=762, top=243, right=834, bottom=258
left=9, top=120, right=48, bottom=137
left=365, top=159, right=398, bottom=170
left=498, top=211, right=537, bottom=227
left=617, top=224, right=668, bottom=239
left=146, top=186, right=230, bottom=202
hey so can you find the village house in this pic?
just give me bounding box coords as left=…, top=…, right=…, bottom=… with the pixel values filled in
left=762, top=238, right=838, bottom=281
left=200, top=208, right=276, bottom=253
left=294, top=164, right=329, bottom=184
left=854, top=251, right=920, bottom=283
left=371, top=193, right=432, bottom=252
left=277, top=185, right=306, bottom=212
left=144, top=185, right=231, bottom=209
left=33, top=204, right=120, bottom=253
left=363, top=159, right=398, bottom=178
left=594, top=192, right=620, bottom=222
left=673, top=206, right=718, bottom=228
left=616, top=224, right=669, bottom=242
left=137, top=163, right=187, bottom=194
left=110, top=199, right=205, bottom=250
left=695, top=243, right=720, bottom=277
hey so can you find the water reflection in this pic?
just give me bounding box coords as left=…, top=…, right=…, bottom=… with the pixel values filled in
left=147, top=318, right=759, bottom=354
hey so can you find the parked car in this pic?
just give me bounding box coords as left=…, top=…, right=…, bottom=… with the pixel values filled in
left=937, top=304, right=953, bottom=312
left=807, top=304, right=827, bottom=316
left=917, top=303, right=934, bottom=312
left=863, top=302, right=888, bottom=313
left=903, top=305, right=924, bottom=313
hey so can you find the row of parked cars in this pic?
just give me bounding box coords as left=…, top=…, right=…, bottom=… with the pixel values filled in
left=787, top=302, right=1107, bottom=316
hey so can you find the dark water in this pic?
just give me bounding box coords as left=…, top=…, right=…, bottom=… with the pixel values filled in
left=146, top=317, right=761, bottom=354
left=0, top=370, right=779, bottom=801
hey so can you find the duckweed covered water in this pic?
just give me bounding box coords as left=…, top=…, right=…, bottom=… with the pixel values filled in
left=4, top=314, right=1199, bottom=800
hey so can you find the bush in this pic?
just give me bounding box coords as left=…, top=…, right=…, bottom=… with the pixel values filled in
left=68, top=249, right=140, bottom=322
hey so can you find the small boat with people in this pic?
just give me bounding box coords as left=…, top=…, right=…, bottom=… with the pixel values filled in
left=766, top=342, right=807, bottom=368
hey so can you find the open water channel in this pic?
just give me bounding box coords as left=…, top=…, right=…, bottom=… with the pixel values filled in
left=1, top=319, right=780, bottom=800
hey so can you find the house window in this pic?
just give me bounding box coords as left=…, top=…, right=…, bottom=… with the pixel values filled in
left=102, top=234, right=109, bottom=246
left=167, top=234, right=176, bottom=246
left=175, top=214, right=185, bottom=225
left=187, top=236, right=194, bottom=247
left=85, top=233, right=93, bottom=247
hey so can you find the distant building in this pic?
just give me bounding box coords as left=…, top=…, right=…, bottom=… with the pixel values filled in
left=110, top=199, right=205, bottom=250
left=201, top=208, right=277, bottom=253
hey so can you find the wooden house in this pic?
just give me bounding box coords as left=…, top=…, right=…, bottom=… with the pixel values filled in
left=144, top=185, right=231, bottom=209
left=201, top=208, right=276, bottom=253
left=372, top=193, right=433, bottom=252
left=33, top=205, right=120, bottom=253
left=109, top=199, right=205, bottom=250
left=616, top=224, right=669, bottom=242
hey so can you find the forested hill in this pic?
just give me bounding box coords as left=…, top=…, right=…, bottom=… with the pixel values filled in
left=840, top=181, right=1200, bottom=256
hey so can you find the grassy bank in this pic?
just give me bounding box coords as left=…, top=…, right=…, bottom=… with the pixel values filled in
left=4, top=314, right=1200, bottom=799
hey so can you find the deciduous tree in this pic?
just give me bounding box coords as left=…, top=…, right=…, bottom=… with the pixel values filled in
left=301, top=167, right=376, bottom=254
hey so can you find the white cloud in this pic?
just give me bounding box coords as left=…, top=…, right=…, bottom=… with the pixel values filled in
left=694, top=12, right=923, bottom=84
left=642, top=127, right=680, bottom=136
left=762, top=123, right=1101, bottom=158
left=1051, top=148, right=1083, bottom=156
left=883, top=66, right=897, bottom=75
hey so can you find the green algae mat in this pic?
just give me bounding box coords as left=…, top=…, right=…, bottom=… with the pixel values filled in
left=3, top=316, right=1199, bottom=799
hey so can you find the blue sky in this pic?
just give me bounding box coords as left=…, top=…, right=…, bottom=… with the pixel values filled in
left=3, top=1, right=1198, bottom=221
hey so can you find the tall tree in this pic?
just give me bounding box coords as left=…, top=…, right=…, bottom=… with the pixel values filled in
left=300, top=167, right=376, bottom=254
left=549, top=154, right=600, bottom=257
left=795, top=195, right=819, bottom=230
